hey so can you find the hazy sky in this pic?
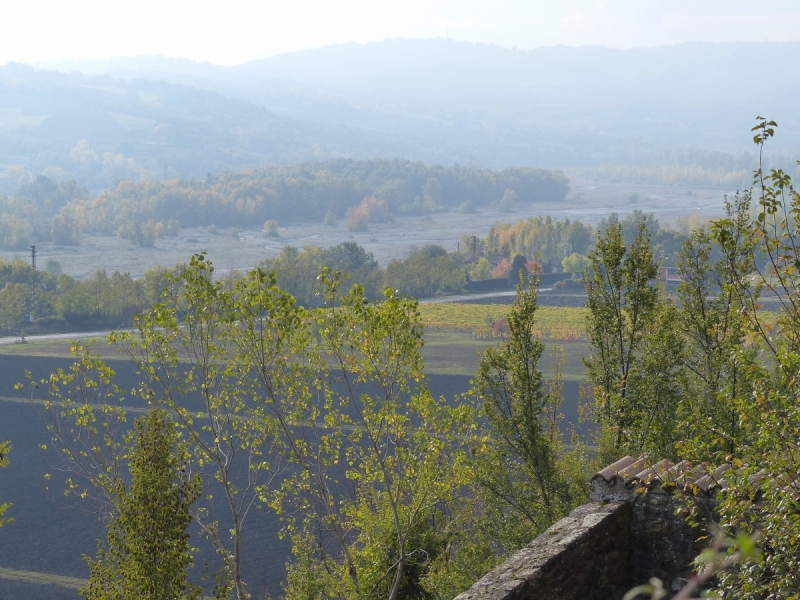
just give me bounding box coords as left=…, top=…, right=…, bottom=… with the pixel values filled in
left=3, top=0, right=800, bottom=66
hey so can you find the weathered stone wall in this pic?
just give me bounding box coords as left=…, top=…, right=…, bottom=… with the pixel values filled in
left=590, top=470, right=716, bottom=593
left=453, top=502, right=631, bottom=600
left=628, top=489, right=711, bottom=593
left=455, top=457, right=722, bottom=600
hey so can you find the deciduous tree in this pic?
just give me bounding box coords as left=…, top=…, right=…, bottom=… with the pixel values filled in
left=472, top=275, right=582, bottom=548
left=83, top=409, right=201, bottom=600
left=584, top=220, right=682, bottom=460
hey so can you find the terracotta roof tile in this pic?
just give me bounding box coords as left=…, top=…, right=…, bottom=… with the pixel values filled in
left=593, top=456, right=730, bottom=497
left=594, top=455, right=637, bottom=482
left=594, top=456, right=800, bottom=501
left=633, top=459, right=674, bottom=485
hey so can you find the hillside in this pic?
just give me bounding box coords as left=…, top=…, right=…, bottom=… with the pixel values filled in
left=4, top=39, right=800, bottom=194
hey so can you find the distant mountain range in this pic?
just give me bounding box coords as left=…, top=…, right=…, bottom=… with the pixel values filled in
left=2, top=39, right=799, bottom=193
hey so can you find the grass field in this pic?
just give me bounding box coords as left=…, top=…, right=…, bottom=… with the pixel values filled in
left=0, top=305, right=591, bottom=379
left=419, top=303, right=586, bottom=341
left=421, top=331, right=589, bottom=378
left=0, top=338, right=121, bottom=359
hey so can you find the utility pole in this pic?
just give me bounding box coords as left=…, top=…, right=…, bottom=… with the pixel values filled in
left=29, top=245, right=37, bottom=319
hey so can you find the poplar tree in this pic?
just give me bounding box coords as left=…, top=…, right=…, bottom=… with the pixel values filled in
left=584, top=220, right=682, bottom=460
left=82, top=409, right=201, bottom=600
left=472, top=275, right=574, bottom=546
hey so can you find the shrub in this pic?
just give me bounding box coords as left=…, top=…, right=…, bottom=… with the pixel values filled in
left=345, top=205, right=369, bottom=231
left=493, top=258, right=511, bottom=279
left=263, top=219, right=280, bottom=237
left=562, top=253, right=590, bottom=274
left=45, top=260, right=62, bottom=276
left=499, top=189, right=516, bottom=213
left=468, top=257, right=493, bottom=281
left=50, top=214, right=80, bottom=246
left=346, top=196, right=392, bottom=231
left=117, top=220, right=161, bottom=248
left=457, top=200, right=476, bottom=214
left=0, top=216, right=33, bottom=250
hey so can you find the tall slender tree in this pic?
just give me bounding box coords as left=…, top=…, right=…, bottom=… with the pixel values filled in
left=584, top=220, right=682, bottom=459
left=472, top=275, right=574, bottom=547
left=83, top=409, right=201, bottom=600
left=675, top=222, right=753, bottom=461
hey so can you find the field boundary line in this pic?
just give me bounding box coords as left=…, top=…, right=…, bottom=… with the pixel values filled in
left=0, top=566, right=215, bottom=598
left=0, top=396, right=148, bottom=414
left=0, top=566, right=86, bottom=589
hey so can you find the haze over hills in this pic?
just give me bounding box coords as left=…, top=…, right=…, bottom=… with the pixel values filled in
left=2, top=39, right=799, bottom=193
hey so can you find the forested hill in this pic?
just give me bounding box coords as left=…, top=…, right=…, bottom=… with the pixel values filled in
left=5, top=40, right=800, bottom=194
left=0, top=63, right=346, bottom=194
left=0, top=160, right=567, bottom=249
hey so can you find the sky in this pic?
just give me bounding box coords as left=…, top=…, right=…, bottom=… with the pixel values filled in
left=2, top=0, right=800, bottom=66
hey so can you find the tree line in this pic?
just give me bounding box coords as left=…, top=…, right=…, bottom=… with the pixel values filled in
left=0, top=207, right=693, bottom=335
left=0, top=259, right=184, bottom=334
left=0, top=159, right=568, bottom=249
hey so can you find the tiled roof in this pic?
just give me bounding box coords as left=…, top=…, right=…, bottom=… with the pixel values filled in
left=592, top=455, right=736, bottom=497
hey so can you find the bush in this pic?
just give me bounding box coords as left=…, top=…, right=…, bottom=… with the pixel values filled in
left=457, top=200, right=476, bottom=214
left=400, top=194, right=442, bottom=215
left=263, top=219, right=280, bottom=237
left=50, top=214, right=80, bottom=246
left=562, top=253, right=590, bottom=274
left=45, top=260, right=62, bottom=276
left=117, top=221, right=159, bottom=248
left=468, top=257, right=493, bottom=281
left=345, top=196, right=392, bottom=231
left=499, top=189, right=516, bottom=213
left=0, top=216, right=33, bottom=250
left=345, top=208, right=369, bottom=231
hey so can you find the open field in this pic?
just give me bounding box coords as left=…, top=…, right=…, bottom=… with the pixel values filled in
left=0, top=303, right=591, bottom=379
left=0, top=311, right=591, bottom=599
left=421, top=331, right=589, bottom=379
left=0, top=178, right=732, bottom=280
left=420, top=303, right=586, bottom=341
left=0, top=330, right=590, bottom=379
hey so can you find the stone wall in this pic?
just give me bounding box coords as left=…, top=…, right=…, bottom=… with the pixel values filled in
left=590, top=458, right=719, bottom=593
left=455, top=456, right=721, bottom=600
left=453, top=502, right=631, bottom=600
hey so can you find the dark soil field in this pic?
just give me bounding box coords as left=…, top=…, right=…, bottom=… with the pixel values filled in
left=0, top=355, right=477, bottom=599
left=0, top=330, right=589, bottom=599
